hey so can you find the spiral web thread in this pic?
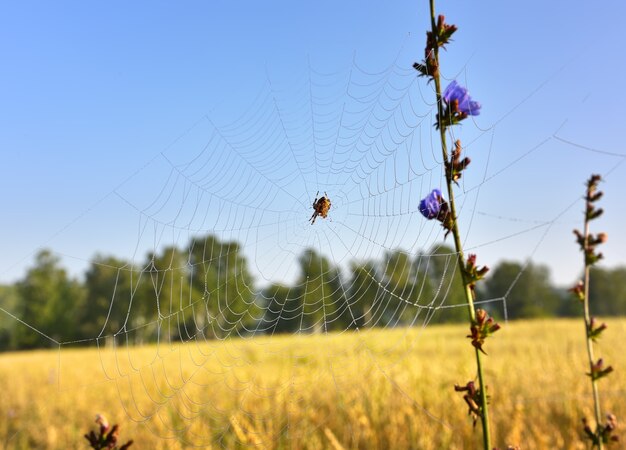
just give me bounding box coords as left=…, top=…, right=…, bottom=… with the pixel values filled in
left=4, top=50, right=626, bottom=447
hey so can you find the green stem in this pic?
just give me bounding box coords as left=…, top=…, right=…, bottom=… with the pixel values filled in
left=428, top=0, right=491, bottom=448
left=583, top=205, right=603, bottom=449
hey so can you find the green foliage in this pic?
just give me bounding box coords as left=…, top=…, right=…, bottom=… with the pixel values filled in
left=188, top=235, right=259, bottom=339
left=381, top=250, right=414, bottom=326
left=259, top=283, right=301, bottom=334
left=381, top=250, right=436, bottom=326
left=4, top=242, right=626, bottom=350
left=294, top=249, right=347, bottom=333
left=425, top=245, right=466, bottom=323
left=588, top=266, right=626, bottom=317
left=347, top=260, right=382, bottom=328
left=483, top=261, right=560, bottom=319
left=144, top=245, right=194, bottom=342
left=0, top=284, right=18, bottom=350
left=14, top=249, right=85, bottom=348
left=78, top=255, right=135, bottom=345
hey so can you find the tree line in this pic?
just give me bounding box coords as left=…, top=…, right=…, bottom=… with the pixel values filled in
left=1, top=234, right=625, bottom=351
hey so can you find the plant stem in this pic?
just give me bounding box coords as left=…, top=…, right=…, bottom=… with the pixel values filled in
left=583, top=203, right=603, bottom=449
left=428, top=1, right=491, bottom=448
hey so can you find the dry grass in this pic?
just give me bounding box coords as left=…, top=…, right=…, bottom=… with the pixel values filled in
left=0, top=319, right=624, bottom=449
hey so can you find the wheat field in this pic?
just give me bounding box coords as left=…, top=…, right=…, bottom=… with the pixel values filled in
left=0, top=319, right=624, bottom=449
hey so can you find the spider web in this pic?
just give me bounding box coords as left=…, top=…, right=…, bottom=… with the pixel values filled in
left=4, top=44, right=626, bottom=447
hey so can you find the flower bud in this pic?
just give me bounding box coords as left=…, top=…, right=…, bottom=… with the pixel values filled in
left=467, top=309, right=500, bottom=354
left=587, top=358, right=614, bottom=381
left=568, top=280, right=585, bottom=301
left=95, top=414, right=109, bottom=433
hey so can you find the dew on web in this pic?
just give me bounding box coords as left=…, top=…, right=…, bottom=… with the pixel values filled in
left=3, top=44, right=626, bottom=448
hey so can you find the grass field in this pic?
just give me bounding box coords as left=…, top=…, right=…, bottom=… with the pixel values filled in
left=0, top=319, right=624, bottom=449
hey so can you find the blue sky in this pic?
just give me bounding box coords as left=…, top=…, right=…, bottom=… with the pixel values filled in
left=1, top=0, right=625, bottom=288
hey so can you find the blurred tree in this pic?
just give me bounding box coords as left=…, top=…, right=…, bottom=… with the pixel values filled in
left=588, top=266, right=626, bottom=316
left=483, top=261, right=560, bottom=319
left=142, top=245, right=194, bottom=343
left=294, top=249, right=346, bottom=333
left=259, top=283, right=301, bottom=334
left=14, top=249, right=85, bottom=349
left=0, top=284, right=18, bottom=350
left=188, top=235, right=259, bottom=339
left=424, top=245, right=466, bottom=323
left=346, top=260, right=383, bottom=328
left=556, top=287, right=579, bottom=317
left=78, top=255, right=134, bottom=346
left=381, top=250, right=422, bottom=326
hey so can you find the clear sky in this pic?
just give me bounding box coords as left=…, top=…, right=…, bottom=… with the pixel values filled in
left=1, top=0, right=625, bottom=288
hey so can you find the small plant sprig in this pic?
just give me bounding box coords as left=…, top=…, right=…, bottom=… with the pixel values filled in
left=84, top=414, right=134, bottom=450
left=414, top=2, right=499, bottom=449
left=570, top=174, right=619, bottom=448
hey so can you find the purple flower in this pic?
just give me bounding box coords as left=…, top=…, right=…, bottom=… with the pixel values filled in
left=443, top=80, right=481, bottom=116
left=419, top=189, right=443, bottom=219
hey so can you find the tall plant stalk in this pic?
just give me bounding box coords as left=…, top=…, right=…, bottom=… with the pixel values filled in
left=415, top=1, right=498, bottom=448
left=571, top=174, right=618, bottom=448
left=582, top=208, right=603, bottom=438
left=427, top=17, right=491, bottom=450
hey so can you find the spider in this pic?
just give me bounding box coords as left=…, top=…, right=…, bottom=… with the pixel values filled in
left=309, top=191, right=331, bottom=224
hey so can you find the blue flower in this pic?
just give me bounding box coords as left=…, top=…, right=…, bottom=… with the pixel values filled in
left=419, top=189, right=443, bottom=219
left=443, top=80, right=481, bottom=116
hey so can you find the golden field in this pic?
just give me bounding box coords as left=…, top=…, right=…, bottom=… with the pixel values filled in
left=0, top=319, right=624, bottom=449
